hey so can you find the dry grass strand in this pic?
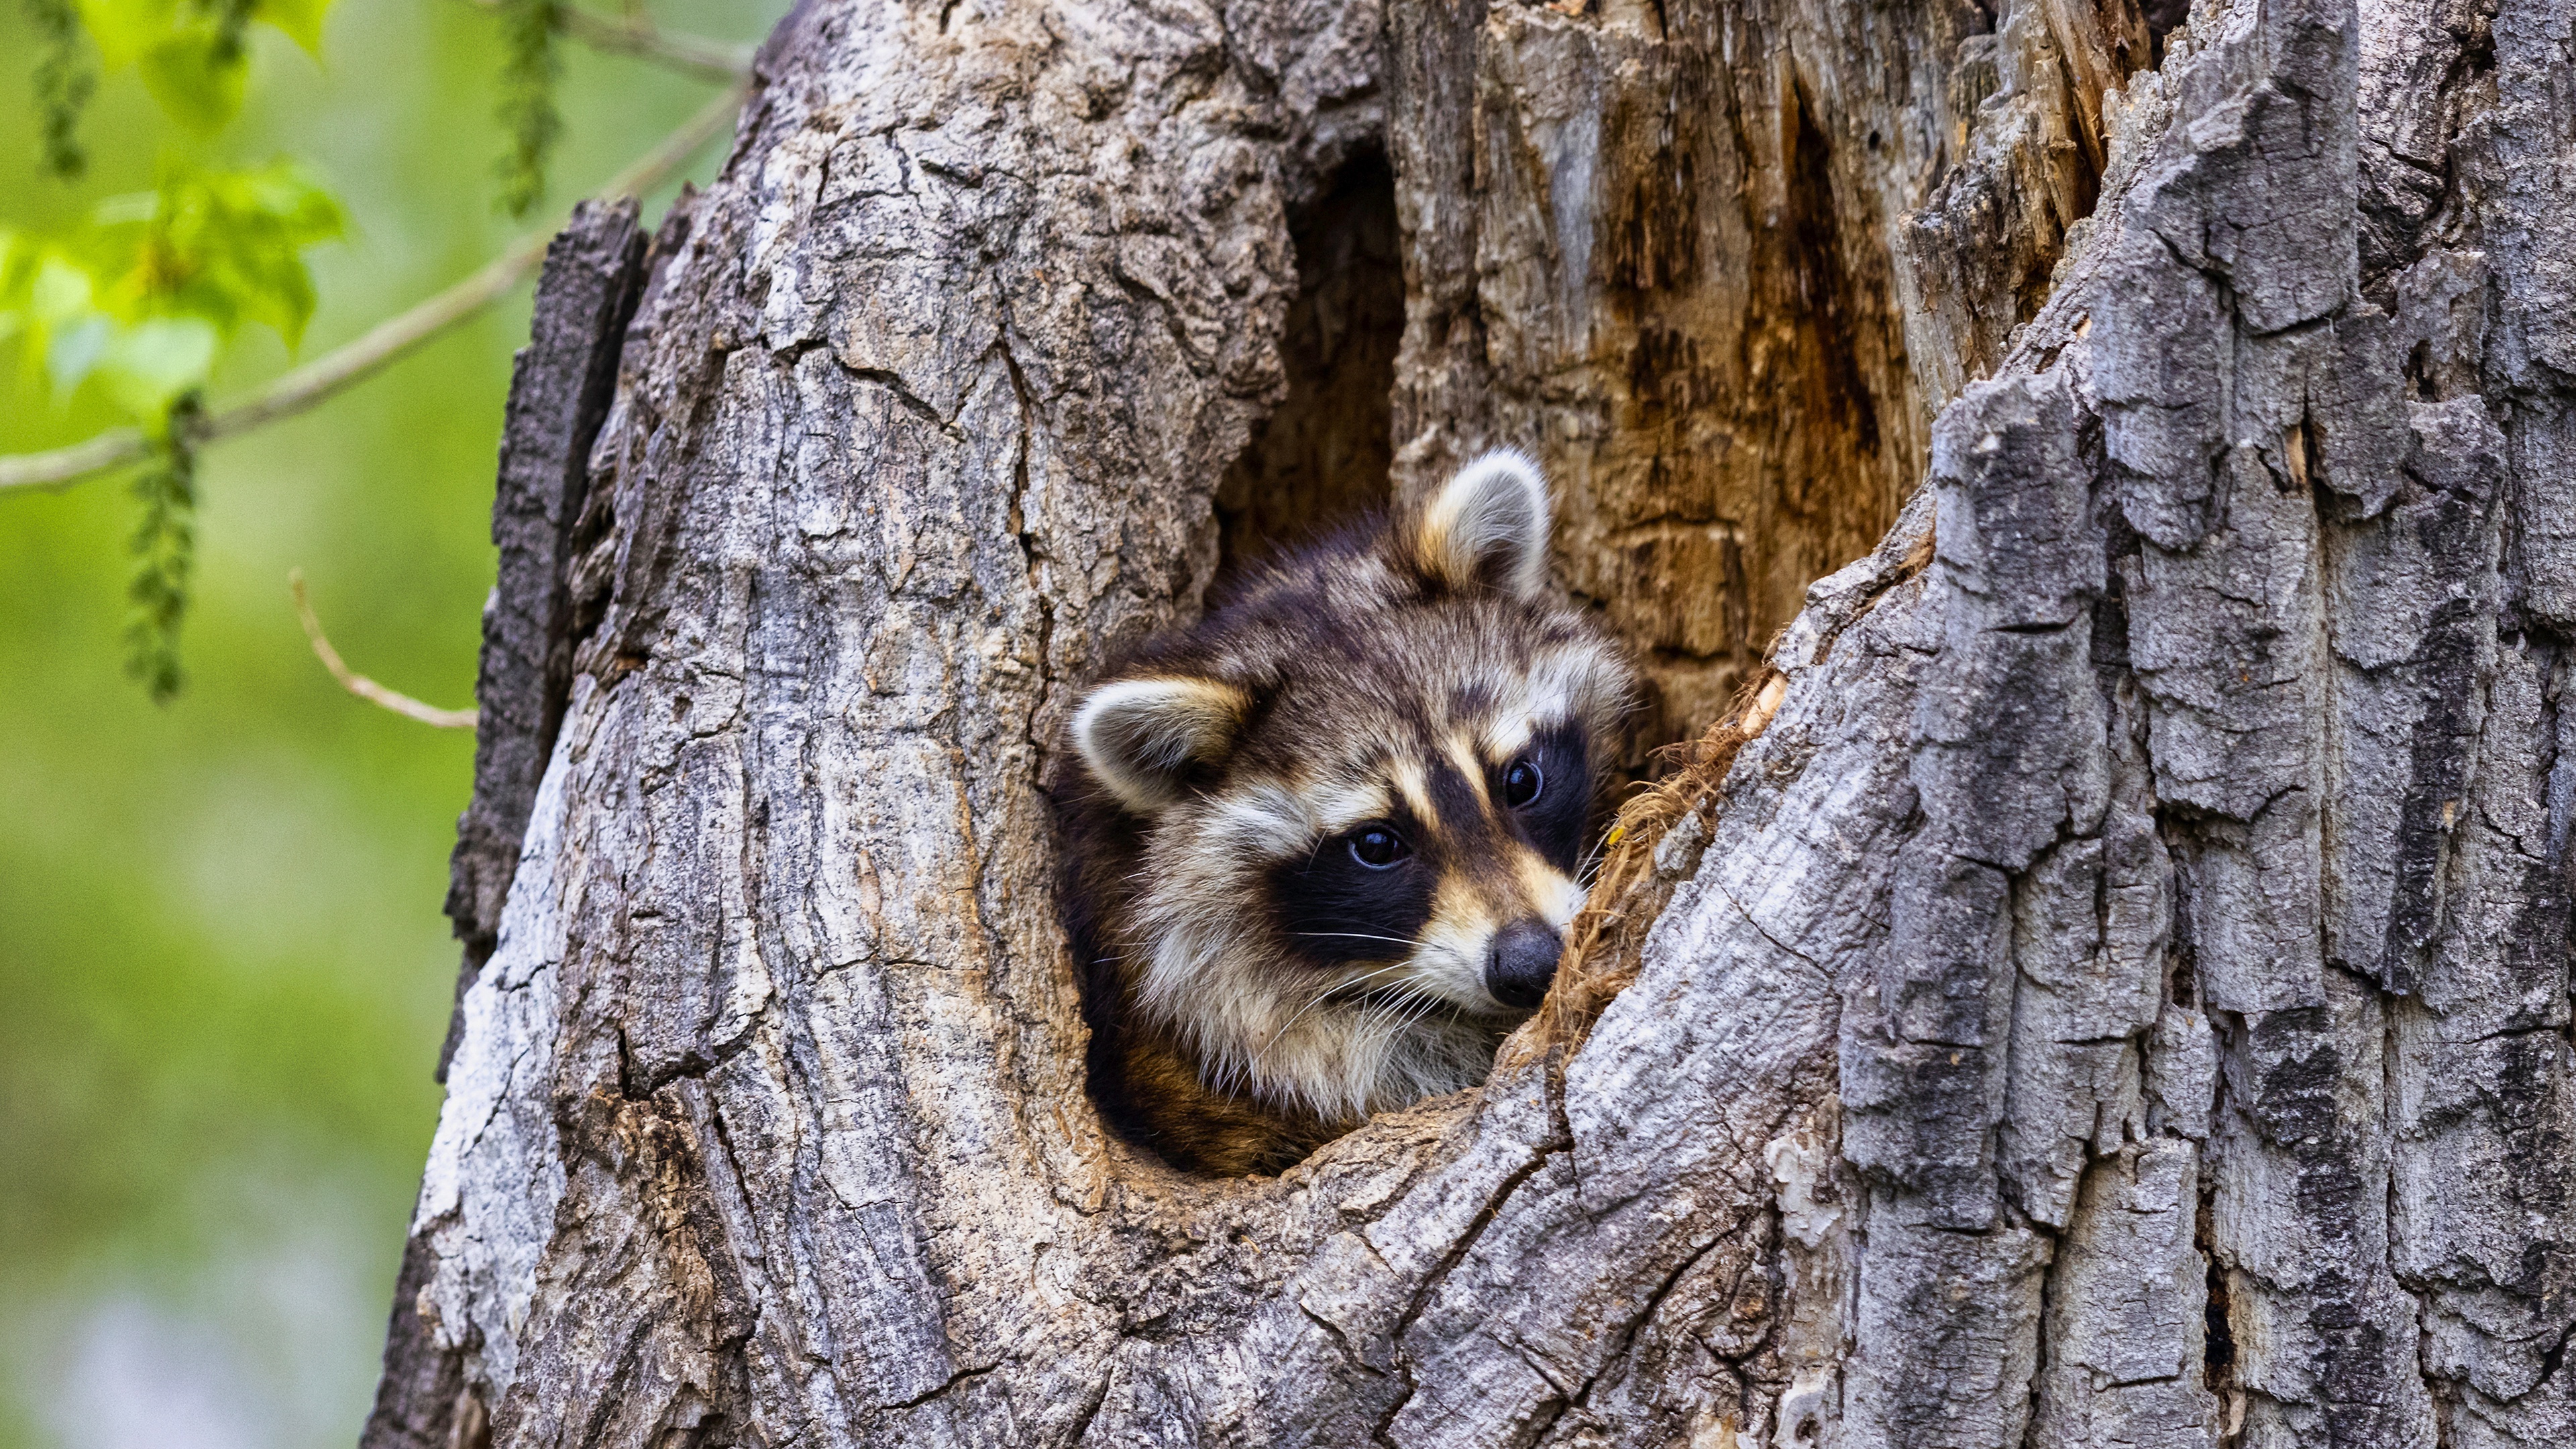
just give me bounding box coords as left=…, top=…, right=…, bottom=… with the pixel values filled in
left=1500, top=667, right=1785, bottom=1070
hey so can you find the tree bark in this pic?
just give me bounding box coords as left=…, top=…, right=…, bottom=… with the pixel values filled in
left=366, top=0, right=2576, bottom=1443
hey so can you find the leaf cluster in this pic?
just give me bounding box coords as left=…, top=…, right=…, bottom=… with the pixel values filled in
left=1, top=160, right=345, bottom=417
left=7, top=0, right=351, bottom=700
left=5, top=0, right=722, bottom=702
left=3, top=159, right=342, bottom=692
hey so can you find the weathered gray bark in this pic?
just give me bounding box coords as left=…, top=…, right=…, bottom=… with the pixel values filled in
left=365, top=198, right=652, bottom=1449
left=440, top=198, right=651, bottom=1079
left=364, top=0, right=2576, bottom=1444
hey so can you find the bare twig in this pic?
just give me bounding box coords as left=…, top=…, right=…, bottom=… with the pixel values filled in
left=289, top=569, right=479, bottom=729
left=462, top=0, right=755, bottom=82
left=0, top=79, right=748, bottom=494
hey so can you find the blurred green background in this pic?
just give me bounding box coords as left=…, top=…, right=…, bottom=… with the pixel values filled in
left=0, top=3, right=786, bottom=1444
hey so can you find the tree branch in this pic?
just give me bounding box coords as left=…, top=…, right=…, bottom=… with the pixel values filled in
left=481, top=0, right=756, bottom=83
left=289, top=568, right=479, bottom=729
left=0, top=79, right=748, bottom=496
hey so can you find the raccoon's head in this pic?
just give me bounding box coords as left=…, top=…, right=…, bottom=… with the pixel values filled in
left=1068, top=451, right=1635, bottom=1125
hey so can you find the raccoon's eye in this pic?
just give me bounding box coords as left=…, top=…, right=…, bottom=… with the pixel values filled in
left=1502, top=757, right=1544, bottom=809
left=1348, top=825, right=1411, bottom=869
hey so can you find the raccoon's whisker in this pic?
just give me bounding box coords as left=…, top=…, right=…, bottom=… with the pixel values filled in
left=1369, top=996, right=1448, bottom=1096
left=1340, top=973, right=1421, bottom=1034
left=1324, top=973, right=1442, bottom=1020
left=1391, top=989, right=1448, bottom=1038
left=1575, top=837, right=1612, bottom=887
left=1346, top=994, right=1409, bottom=1063
left=1368, top=984, right=1474, bottom=1108
left=1250, top=961, right=1416, bottom=1069
left=1320, top=960, right=1419, bottom=998
left=1363, top=996, right=1421, bottom=1046
left=1293, top=931, right=1420, bottom=947
left=1363, top=984, right=1440, bottom=1042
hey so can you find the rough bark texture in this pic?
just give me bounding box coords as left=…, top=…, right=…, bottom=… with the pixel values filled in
left=370, top=199, right=649, bottom=1449
left=439, top=198, right=650, bottom=1078
left=367, top=0, right=2576, bottom=1443
left=1385, top=0, right=2154, bottom=755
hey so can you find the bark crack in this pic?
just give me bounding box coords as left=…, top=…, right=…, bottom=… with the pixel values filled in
left=883, top=1360, right=1001, bottom=1412
left=1374, top=1139, right=1571, bottom=1442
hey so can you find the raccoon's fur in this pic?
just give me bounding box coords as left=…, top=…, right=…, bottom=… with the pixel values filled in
left=1055, top=452, right=1635, bottom=1175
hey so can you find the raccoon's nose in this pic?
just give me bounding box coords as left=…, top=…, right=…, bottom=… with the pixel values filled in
left=1485, top=918, right=1562, bottom=1010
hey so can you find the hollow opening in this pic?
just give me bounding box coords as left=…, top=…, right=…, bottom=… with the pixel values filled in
left=1067, top=151, right=1426, bottom=1179
left=1209, top=149, right=1404, bottom=592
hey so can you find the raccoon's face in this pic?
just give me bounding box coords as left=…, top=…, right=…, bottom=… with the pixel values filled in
left=1070, top=452, right=1634, bottom=1124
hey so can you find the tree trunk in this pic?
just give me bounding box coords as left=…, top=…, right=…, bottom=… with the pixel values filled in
left=364, top=0, right=2576, bottom=1442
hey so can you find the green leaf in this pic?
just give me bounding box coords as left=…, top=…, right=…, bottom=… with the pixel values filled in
left=28, top=253, right=96, bottom=321
left=46, top=314, right=112, bottom=393
left=0, top=162, right=342, bottom=425
left=75, top=0, right=179, bottom=72
left=74, top=0, right=334, bottom=135
left=25, top=254, right=108, bottom=390
left=91, top=191, right=159, bottom=226
left=137, top=27, right=250, bottom=133
left=97, top=315, right=218, bottom=414
left=252, top=0, right=330, bottom=54
left=95, top=160, right=346, bottom=346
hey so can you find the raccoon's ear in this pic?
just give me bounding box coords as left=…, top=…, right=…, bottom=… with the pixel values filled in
left=1072, top=676, right=1251, bottom=814
left=1411, top=448, right=1553, bottom=600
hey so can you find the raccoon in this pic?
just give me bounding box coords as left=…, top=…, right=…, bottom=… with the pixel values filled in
left=1055, top=451, right=1635, bottom=1175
